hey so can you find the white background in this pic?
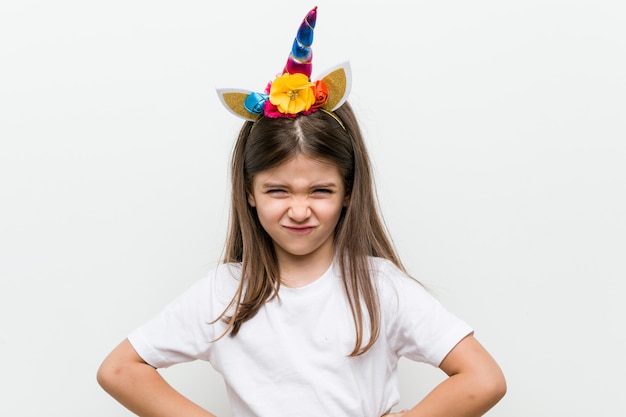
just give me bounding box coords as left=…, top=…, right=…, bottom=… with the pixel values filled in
left=1, top=1, right=625, bottom=416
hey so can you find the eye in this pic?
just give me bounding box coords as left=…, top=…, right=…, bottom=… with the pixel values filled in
left=266, top=189, right=288, bottom=196
left=312, top=188, right=333, bottom=195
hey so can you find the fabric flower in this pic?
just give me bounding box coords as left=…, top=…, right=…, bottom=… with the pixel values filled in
left=244, top=92, right=269, bottom=114
left=311, top=80, right=328, bottom=108
left=269, top=73, right=315, bottom=114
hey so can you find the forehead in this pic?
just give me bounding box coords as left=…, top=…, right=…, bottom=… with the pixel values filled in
left=253, top=155, right=342, bottom=185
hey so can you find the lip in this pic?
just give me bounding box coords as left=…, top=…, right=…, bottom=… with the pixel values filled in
left=283, top=225, right=316, bottom=234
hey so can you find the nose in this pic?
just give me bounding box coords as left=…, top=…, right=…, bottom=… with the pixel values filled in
left=288, top=197, right=311, bottom=222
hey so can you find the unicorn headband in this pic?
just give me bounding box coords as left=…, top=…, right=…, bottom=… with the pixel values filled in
left=217, top=6, right=351, bottom=122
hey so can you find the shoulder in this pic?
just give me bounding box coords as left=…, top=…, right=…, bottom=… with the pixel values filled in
left=203, top=262, right=242, bottom=303
left=367, top=256, right=438, bottom=314
left=367, top=256, right=404, bottom=276
left=208, top=262, right=242, bottom=282
left=367, top=257, right=422, bottom=294
left=161, top=263, right=241, bottom=314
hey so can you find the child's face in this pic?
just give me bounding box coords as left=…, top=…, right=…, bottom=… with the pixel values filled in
left=248, top=155, right=347, bottom=268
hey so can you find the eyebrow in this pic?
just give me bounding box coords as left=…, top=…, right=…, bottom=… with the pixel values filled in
left=260, top=181, right=339, bottom=189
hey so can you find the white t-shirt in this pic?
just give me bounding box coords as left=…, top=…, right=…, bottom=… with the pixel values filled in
left=128, top=257, right=472, bottom=417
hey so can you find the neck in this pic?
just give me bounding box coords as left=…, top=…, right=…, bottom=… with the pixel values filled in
left=276, top=241, right=335, bottom=288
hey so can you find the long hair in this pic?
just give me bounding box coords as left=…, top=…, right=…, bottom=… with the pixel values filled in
left=219, top=102, right=404, bottom=356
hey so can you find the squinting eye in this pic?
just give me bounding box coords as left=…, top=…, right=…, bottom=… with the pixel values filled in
left=267, top=189, right=287, bottom=195
left=313, top=189, right=332, bottom=194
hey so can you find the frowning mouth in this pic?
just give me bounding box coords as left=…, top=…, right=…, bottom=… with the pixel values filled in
left=283, top=226, right=316, bottom=234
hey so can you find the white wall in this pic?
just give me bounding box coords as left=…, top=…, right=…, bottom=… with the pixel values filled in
left=1, top=1, right=624, bottom=416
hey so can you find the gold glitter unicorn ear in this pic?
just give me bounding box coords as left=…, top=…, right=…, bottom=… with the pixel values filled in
left=216, top=7, right=352, bottom=122
left=217, top=88, right=260, bottom=122
left=318, top=61, right=351, bottom=112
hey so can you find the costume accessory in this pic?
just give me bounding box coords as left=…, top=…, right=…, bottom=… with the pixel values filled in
left=217, top=6, right=351, bottom=122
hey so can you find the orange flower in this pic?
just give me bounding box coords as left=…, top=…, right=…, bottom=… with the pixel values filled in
left=269, top=73, right=315, bottom=114
left=311, top=80, right=328, bottom=108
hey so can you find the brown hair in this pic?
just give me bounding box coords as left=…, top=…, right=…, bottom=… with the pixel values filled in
left=219, top=102, right=404, bottom=356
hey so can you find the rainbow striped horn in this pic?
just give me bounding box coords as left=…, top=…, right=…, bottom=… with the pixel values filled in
left=283, top=6, right=317, bottom=78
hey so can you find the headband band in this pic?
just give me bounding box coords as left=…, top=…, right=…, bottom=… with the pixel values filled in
left=319, top=108, right=346, bottom=130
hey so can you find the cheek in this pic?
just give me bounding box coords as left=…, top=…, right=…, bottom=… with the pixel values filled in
left=255, top=199, right=286, bottom=220
left=317, top=200, right=345, bottom=221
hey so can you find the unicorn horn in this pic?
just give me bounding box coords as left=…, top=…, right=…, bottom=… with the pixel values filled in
left=283, top=6, right=317, bottom=78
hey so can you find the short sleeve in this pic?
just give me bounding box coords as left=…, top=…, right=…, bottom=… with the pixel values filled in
left=128, top=266, right=236, bottom=368
left=378, top=261, right=473, bottom=366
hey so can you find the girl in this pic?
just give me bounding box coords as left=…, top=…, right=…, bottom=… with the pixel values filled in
left=97, top=7, right=506, bottom=417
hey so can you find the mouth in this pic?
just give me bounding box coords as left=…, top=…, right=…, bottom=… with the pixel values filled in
left=283, top=226, right=316, bottom=234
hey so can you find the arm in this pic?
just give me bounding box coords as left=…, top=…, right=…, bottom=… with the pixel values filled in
left=97, top=339, right=217, bottom=417
left=401, top=334, right=506, bottom=417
